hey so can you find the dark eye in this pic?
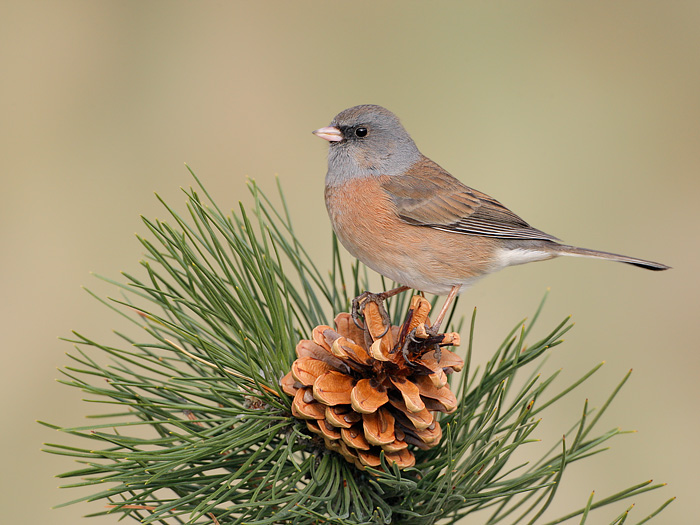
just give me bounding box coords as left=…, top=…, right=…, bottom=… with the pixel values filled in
left=355, top=127, right=368, bottom=138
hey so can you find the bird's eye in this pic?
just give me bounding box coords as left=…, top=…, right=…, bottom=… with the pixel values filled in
left=355, top=127, right=368, bottom=138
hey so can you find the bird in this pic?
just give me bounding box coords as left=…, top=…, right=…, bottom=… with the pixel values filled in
left=313, top=104, right=669, bottom=330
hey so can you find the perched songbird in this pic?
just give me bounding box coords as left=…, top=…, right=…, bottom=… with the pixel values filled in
left=314, top=105, right=669, bottom=329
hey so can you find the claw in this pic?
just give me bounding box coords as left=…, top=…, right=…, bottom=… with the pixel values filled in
left=398, top=325, right=444, bottom=364
left=375, top=319, right=391, bottom=339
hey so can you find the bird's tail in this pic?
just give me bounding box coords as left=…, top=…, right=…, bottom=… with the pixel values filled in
left=553, top=244, right=670, bottom=271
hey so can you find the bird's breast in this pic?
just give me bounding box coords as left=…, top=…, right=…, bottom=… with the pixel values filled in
left=325, top=176, right=402, bottom=261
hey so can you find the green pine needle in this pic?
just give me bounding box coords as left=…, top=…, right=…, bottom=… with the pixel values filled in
left=41, top=169, right=672, bottom=524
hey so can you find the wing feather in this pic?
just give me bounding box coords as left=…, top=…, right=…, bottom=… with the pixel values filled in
left=380, top=156, right=559, bottom=242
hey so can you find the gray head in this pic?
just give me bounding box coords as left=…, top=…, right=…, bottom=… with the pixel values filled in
left=313, top=105, right=421, bottom=186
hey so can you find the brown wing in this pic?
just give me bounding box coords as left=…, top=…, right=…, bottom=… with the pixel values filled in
left=380, top=156, right=559, bottom=241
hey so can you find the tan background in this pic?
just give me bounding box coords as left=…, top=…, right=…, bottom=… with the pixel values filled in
left=2, top=1, right=698, bottom=523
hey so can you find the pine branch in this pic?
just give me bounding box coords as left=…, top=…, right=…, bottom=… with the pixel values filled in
left=41, top=169, right=672, bottom=524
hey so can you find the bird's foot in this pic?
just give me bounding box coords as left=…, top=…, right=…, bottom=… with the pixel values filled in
left=398, top=324, right=443, bottom=363
left=351, top=291, right=393, bottom=338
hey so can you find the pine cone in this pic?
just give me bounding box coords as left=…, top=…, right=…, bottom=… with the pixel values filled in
left=280, top=296, right=463, bottom=470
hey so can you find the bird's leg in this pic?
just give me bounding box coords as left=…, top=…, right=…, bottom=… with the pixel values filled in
left=351, top=285, right=411, bottom=335
left=430, top=285, right=461, bottom=332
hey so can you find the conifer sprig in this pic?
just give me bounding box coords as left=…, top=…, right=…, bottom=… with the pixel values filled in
left=41, top=170, right=672, bottom=524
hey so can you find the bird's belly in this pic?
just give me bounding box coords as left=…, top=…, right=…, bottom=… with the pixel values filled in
left=325, top=177, right=502, bottom=295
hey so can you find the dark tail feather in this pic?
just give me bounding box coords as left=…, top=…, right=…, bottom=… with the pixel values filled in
left=553, top=244, right=670, bottom=271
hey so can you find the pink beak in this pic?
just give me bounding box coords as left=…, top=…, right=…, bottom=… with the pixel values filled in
left=312, top=126, right=343, bottom=142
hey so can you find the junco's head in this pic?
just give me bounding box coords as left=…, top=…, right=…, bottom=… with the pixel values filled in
left=313, top=105, right=421, bottom=184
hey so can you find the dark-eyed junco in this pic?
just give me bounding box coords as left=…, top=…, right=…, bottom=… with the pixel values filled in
left=314, top=105, right=669, bottom=329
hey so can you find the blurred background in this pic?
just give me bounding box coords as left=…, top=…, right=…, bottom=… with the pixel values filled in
left=2, top=1, right=698, bottom=523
